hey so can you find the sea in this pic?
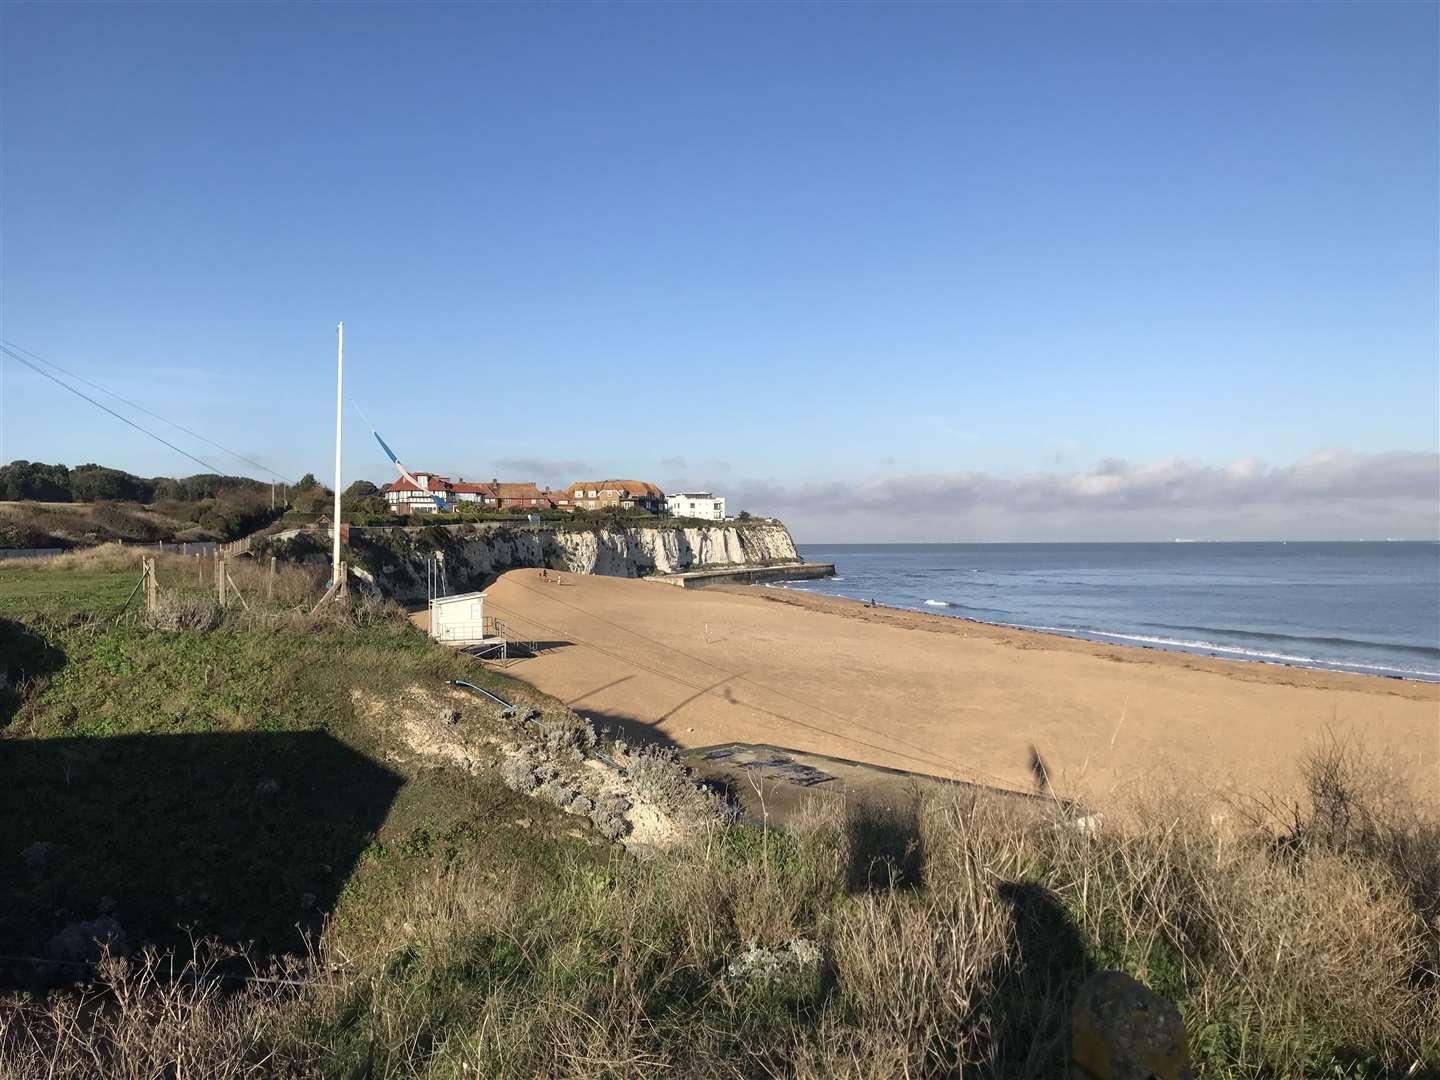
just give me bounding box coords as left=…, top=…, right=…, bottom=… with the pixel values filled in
left=782, top=542, right=1440, bottom=682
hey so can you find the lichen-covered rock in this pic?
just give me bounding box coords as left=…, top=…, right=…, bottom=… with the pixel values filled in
left=1071, top=970, right=1191, bottom=1080
left=592, top=813, right=630, bottom=841
left=539, top=781, right=578, bottom=808
left=724, top=938, right=822, bottom=982
left=598, top=793, right=632, bottom=815
left=500, top=753, right=539, bottom=793
left=565, top=794, right=594, bottom=816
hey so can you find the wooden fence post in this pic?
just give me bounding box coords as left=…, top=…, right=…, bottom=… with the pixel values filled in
left=216, top=556, right=227, bottom=607
left=143, top=557, right=158, bottom=616
left=225, top=566, right=251, bottom=612
left=267, top=556, right=276, bottom=601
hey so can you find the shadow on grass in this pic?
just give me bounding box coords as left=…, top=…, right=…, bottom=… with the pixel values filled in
left=981, top=881, right=1095, bottom=1075
left=846, top=797, right=924, bottom=893
left=0, top=730, right=402, bottom=987
left=0, top=618, right=67, bottom=729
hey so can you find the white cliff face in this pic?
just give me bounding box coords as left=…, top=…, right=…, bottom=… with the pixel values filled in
left=360, top=522, right=801, bottom=602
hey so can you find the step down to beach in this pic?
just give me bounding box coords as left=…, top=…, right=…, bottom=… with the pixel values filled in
left=650, top=562, right=835, bottom=589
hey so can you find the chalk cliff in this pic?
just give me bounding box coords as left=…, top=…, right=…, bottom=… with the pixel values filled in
left=348, top=520, right=802, bottom=603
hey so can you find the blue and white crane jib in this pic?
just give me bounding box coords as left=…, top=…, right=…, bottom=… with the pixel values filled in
left=373, top=430, right=450, bottom=512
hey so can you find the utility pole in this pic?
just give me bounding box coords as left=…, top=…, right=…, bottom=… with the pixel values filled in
left=332, top=321, right=344, bottom=588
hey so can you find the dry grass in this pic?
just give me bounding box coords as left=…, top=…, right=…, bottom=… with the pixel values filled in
left=0, top=944, right=303, bottom=1079
left=2, top=735, right=1434, bottom=1079
left=18, top=543, right=333, bottom=610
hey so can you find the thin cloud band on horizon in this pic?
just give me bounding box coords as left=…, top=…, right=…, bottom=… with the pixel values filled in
left=715, top=448, right=1440, bottom=543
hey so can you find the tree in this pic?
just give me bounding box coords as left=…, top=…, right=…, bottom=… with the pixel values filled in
left=350, top=495, right=391, bottom=516
left=296, top=473, right=320, bottom=490
left=342, top=480, right=379, bottom=508
left=70, top=465, right=152, bottom=503
left=0, top=460, right=72, bottom=502
left=291, top=481, right=333, bottom=514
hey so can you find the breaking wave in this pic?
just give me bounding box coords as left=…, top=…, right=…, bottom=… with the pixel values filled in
left=1009, top=624, right=1440, bottom=679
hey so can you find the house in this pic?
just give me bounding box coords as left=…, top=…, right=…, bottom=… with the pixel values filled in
left=666, top=491, right=726, bottom=521
left=556, top=480, right=666, bottom=514
left=382, top=472, right=454, bottom=513
left=381, top=472, right=554, bottom=514
left=452, top=480, right=553, bottom=509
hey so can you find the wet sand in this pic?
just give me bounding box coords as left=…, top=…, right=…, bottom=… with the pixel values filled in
left=478, top=570, right=1439, bottom=801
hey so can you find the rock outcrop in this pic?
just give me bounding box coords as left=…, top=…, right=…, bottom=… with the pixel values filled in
left=349, top=520, right=801, bottom=603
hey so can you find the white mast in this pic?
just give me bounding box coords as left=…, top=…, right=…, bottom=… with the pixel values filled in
left=332, top=322, right=344, bottom=585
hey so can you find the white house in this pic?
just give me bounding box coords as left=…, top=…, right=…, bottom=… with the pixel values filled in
left=666, top=491, right=726, bottom=520
left=382, top=472, right=453, bottom=513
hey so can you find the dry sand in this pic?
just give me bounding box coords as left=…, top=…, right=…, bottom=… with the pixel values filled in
left=476, top=570, right=1439, bottom=802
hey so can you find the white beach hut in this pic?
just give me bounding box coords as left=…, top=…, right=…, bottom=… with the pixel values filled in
left=428, top=590, right=488, bottom=644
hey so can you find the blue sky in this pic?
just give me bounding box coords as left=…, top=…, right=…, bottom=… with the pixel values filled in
left=2, top=2, right=1436, bottom=540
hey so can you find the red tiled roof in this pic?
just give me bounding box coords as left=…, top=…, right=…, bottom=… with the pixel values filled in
left=449, top=481, right=550, bottom=500
left=565, top=479, right=664, bottom=500
left=383, top=474, right=453, bottom=494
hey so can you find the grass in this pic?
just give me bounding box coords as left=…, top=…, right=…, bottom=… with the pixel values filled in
left=0, top=558, right=1437, bottom=1078
left=0, top=552, right=552, bottom=966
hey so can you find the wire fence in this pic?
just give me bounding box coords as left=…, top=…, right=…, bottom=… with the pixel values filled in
left=0, top=547, right=64, bottom=560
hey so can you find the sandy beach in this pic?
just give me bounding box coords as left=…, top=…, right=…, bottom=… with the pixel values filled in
left=479, top=569, right=1439, bottom=801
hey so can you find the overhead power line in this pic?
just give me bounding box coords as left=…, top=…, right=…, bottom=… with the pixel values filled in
left=1, top=344, right=226, bottom=477
left=1, top=339, right=293, bottom=483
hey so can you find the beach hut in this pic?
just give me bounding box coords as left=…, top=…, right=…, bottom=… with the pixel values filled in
left=428, top=590, right=488, bottom=644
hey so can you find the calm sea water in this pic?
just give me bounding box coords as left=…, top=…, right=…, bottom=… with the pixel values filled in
left=784, top=543, right=1440, bottom=682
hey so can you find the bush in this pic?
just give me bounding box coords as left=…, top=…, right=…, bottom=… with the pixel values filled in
left=625, top=744, right=720, bottom=824
left=143, top=593, right=222, bottom=632
left=0, top=518, right=58, bottom=550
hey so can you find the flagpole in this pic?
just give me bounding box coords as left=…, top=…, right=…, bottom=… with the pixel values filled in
left=332, top=322, right=344, bottom=586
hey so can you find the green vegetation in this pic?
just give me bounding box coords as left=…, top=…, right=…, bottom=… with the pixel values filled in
left=0, top=496, right=283, bottom=549
left=0, top=459, right=275, bottom=505
left=1, top=555, right=1436, bottom=1078
left=0, top=459, right=308, bottom=549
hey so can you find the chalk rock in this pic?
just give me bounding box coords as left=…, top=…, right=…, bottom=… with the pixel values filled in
left=365, top=521, right=803, bottom=604
left=1071, top=970, right=1191, bottom=1080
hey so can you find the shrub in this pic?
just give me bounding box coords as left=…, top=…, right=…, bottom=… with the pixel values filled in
left=626, top=744, right=720, bottom=824
left=143, top=593, right=222, bottom=632
left=500, top=752, right=539, bottom=793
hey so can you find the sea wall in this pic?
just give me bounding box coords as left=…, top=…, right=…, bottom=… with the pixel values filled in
left=347, top=520, right=803, bottom=603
